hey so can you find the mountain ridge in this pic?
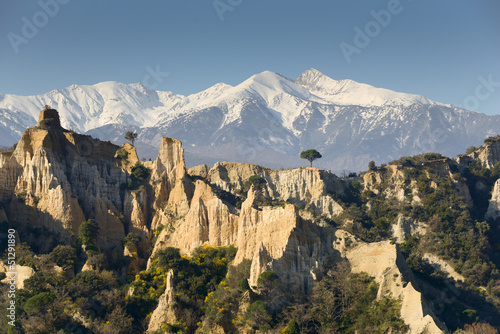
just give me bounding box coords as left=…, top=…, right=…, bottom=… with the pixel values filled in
left=1, top=69, right=499, bottom=172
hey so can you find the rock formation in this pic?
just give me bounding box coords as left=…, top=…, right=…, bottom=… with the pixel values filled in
left=189, top=162, right=346, bottom=218
left=470, top=138, right=500, bottom=168
left=0, top=262, right=35, bottom=289
left=346, top=241, right=447, bottom=334
left=0, top=109, right=133, bottom=251
left=148, top=269, right=177, bottom=332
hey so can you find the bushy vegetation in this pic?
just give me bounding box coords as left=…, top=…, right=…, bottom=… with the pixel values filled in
left=484, top=135, right=500, bottom=145
left=389, top=152, right=445, bottom=167
left=128, top=245, right=237, bottom=332
left=282, top=263, right=408, bottom=333
left=115, top=147, right=129, bottom=161
left=243, top=174, right=267, bottom=192
left=128, top=162, right=151, bottom=191
left=334, top=179, right=399, bottom=242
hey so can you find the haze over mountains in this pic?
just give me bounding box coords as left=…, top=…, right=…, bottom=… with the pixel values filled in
left=1, top=69, right=499, bottom=172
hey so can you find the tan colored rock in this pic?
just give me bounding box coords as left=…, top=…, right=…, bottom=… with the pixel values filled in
left=486, top=178, right=500, bottom=222
left=188, top=164, right=210, bottom=179
left=391, top=215, right=427, bottom=243
left=347, top=241, right=446, bottom=334
left=0, top=110, right=130, bottom=249
left=114, top=143, right=139, bottom=172
left=0, top=262, right=35, bottom=289
left=471, top=139, right=500, bottom=168
left=152, top=180, right=238, bottom=257
left=152, top=137, right=186, bottom=184
left=453, top=179, right=473, bottom=209
left=124, top=244, right=143, bottom=274
left=422, top=253, right=465, bottom=283
left=124, top=189, right=149, bottom=236
left=151, top=185, right=338, bottom=294
left=148, top=269, right=177, bottom=332
left=37, top=108, right=61, bottom=127
left=202, top=162, right=346, bottom=218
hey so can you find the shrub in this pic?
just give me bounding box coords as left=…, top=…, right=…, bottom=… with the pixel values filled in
left=283, top=319, right=300, bottom=334
left=78, top=219, right=99, bottom=246
left=368, top=160, right=376, bottom=171
left=128, top=162, right=151, bottom=191
left=463, top=322, right=498, bottom=334
left=243, top=175, right=267, bottom=191
left=466, top=146, right=477, bottom=155
left=115, top=148, right=129, bottom=161
left=242, top=301, right=272, bottom=331
left=122, top=233, right=140, bottom=248
left=70, top=270, right=106, bottom=297
left=48, top=245, right=77, bottom=269
left=23, top=292, right=55, bottom=315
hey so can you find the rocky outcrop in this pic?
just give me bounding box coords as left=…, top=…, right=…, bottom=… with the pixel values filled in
left=0, top=109, right=134, bottom=250
left=470, top=139, right=500, bottom=169
left=486, top=178, right=500, bottom=223
left=149, top=137, right=194, bottom=231
left=422, top=253, right=465, bottom=283
left=150, top=185, right=338, bottom=294
left=391, top=215, right=427, bottom=243
left=189, top=162, right=346, bottom=218
left=347, top=241, right=446, bottom=334
left=0, top=262, right=35, bottom=289
left=37, top=108, right=61, bottom=128
left=148, top=269, right=177, bottom=332
left=1, top=109, right=478, bottom=332
left=363, top=165, right=409, bottom=201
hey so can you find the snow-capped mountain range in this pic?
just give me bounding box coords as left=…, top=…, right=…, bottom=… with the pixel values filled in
left=1, top=69, right=499, bottom=172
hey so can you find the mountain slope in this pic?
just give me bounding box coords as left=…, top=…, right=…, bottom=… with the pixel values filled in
left=1, top=69, right=499, bottom=171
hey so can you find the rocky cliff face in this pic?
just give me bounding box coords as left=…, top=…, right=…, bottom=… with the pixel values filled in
left=0, top=109, right=134, bottom=251
left=470, top=138, right=500, bottom=168
left=486, top=179, right=500, bottom=229
left=189, top=162, right=346, bottom=218
left=346, top=240, right=446, bottom=334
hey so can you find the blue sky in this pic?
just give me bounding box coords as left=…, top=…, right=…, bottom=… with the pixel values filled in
left=1, top=0, right=499, bottom=114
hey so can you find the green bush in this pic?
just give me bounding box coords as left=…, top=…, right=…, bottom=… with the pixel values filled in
left=115, top=148, right=129, bottom=161
left=23, top=292, right=55, bottom=315
left=78, top=219, right=99, bottom=246
left=128, top=162, right=151, bottom=191
left=48, top=245, right=77, bottom=269
left=122, top=233, right=140, bottom=248
left=283, top=319, right=300, bottom=334
left=243, top=175, right=267, bottom=191
left=129, top=245, right=237, bottom=332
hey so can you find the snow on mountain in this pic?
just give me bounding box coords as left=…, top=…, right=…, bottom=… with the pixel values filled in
left=296, top=68, right=444, bottom=107
left=1, top=69, right=499, bottom=172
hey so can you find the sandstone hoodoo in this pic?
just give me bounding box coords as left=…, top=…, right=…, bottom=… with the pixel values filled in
left=1, top=109, right=499, bottom=333
left=37, top=106, right=62, bottom=128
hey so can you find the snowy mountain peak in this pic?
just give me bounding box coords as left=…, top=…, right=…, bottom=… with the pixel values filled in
left=296, top=69, right=440, bottom=108
left=295, top=68, right=328, bottom=86
left=1, top=68, right=497, bottom=172
left=237, top=70, right=311, bottom=102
